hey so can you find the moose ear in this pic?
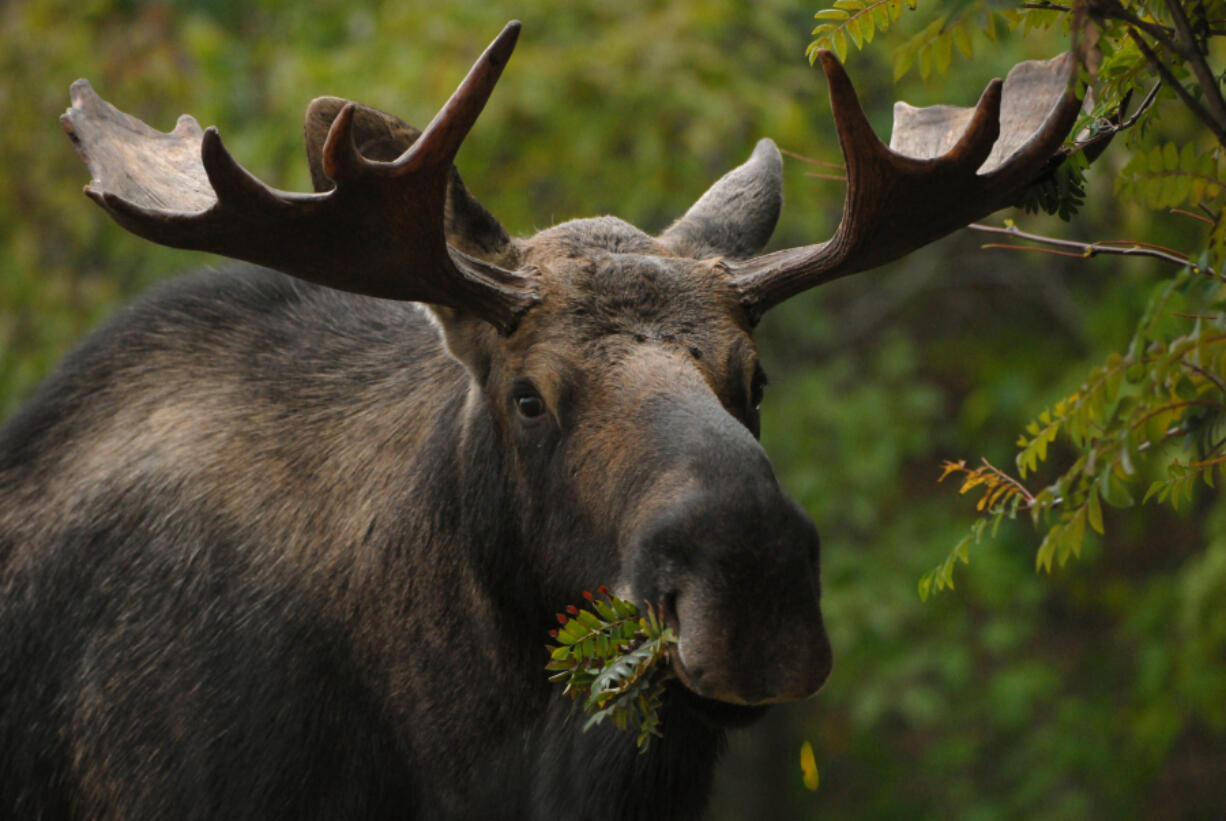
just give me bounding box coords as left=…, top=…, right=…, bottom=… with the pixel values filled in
left=659, top=138, right=783, bottom=261
left=303, top=97, right=519, bottom=268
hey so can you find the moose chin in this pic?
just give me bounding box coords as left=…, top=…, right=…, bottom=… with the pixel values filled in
left=0, top=20, right=1083, bottom=821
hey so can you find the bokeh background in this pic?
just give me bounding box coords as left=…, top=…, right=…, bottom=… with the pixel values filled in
left=3, top=1, right=1223, bottom=818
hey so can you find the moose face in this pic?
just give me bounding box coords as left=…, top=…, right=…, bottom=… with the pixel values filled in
left=434, top=215, right=832, bottom=711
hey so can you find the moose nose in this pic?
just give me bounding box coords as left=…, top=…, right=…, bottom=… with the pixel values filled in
left=626, top=385, right=832, bottom=705
left=636, top=484, right=832, bottom=707
left=665, top=573, right=832, bottom=706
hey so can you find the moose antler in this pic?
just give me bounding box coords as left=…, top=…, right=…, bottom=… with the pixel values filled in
left=61, top=21, right=536, bottom=334
left=730, top=50, right=1084, bottom=320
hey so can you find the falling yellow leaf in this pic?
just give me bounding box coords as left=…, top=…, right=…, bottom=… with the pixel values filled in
left=799, top=740, right=820, bottom=792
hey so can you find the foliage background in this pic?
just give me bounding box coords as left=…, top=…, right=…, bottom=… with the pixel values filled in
left=2, top=0, right=1222, bottom=817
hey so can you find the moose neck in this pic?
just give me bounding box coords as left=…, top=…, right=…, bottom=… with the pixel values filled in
left=469, top=684, right=727, bottom=820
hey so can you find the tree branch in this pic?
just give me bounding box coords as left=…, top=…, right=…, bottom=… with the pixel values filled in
left=1183, top=358, right=1226, bottom=395
left=1096, top=0, right=1190, bottom=55
left=1126, top=28, right=1226, bottom=145
left=967, top=222, right=1226, bottom=283
left=1163, top=0, right=1226, bottom=133
left=1118, top=82, right=1162, bottom=131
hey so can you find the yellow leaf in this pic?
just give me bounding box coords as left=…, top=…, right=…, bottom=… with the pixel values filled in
left=938, top=459, right=966, bottom=482
left=959, top=472, right=989, bottom=494
left=800, top=741, right=820, bottom=792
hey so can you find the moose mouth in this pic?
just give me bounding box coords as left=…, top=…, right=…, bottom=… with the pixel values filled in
left=668, top=681, right=770, bottom=729
left=666, top=647, right=771, bottom=728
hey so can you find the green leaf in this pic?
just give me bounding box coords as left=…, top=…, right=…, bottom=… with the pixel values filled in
left=1099, top=468, right=1136, bottom=508
left=1036, top=524, right=1062, bottom=574
left=1087, top=489, right=1105, bottom=535
left=935, top=31, right=953, bottom=74
left=846, top=15, right=864, bottom=48
left=833, top=28, right=848, bottom=60
left=953, top=22, right=973, bottom=59
left=546, top=589, right=676, bottom=753
left=1143, top=479, right=1168, bottom=504
left=577, top=609, right=603, bottom=631
left=1163, top=142, right=1179, bottom=171
left=1066, top=505, right=1087, bottom=562
left=873, top=1, right=891, bottom=29
left=1147, top=145, right=1163, bottom=174
left=893, top=47, right=916, bottom=81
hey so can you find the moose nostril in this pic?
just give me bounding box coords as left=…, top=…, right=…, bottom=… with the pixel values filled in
left=661, top=590, right=680, bottom=631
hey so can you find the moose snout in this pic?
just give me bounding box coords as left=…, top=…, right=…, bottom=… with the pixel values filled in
left=664, top=568, right=833, bottom=706
left=633, top=487, right=833, bottom=707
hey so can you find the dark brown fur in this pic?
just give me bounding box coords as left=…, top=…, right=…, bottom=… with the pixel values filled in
left=0, top=137, right=829, bottom=820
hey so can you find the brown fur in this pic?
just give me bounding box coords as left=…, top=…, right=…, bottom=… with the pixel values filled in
left=0, top=136, right=828, bottom=820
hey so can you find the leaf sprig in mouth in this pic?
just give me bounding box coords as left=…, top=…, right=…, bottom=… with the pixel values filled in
left=545, top=586, right=678, bottom=752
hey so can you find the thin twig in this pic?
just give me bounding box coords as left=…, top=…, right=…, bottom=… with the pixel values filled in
left=1137, top=426, right=1194, bottom=452
left=1060, top=83, right=1155, bottom=164
left=1183, top=358, right=1226, bottom=395
left=980, top=243, right=1088, bottom=258
left=804, top=172, right=849, bottom=182
left=1118, top=82, right=1162, bottom=131
left=1170, top=207, right=1216, bottom=225
left=1131, top=399, right=1226, bottom=431
left=968, top=222, right=1226, bottom=282
left=1094, top=238, right=1191, bottom=255
left=1189, top=451, right=1226, bottom=469
left=980, top=457, right=1037, bottom=505
left=780, top=148, right=845, bottom=171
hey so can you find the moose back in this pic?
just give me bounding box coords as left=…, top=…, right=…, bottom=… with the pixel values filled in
left=0, top=21, right=1081, bottom=821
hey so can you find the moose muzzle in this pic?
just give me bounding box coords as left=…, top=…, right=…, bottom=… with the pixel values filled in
left=629, top=398, right=833, bottom=707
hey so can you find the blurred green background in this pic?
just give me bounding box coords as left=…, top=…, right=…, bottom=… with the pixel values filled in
left=2, top=1, right=1223, bottom=818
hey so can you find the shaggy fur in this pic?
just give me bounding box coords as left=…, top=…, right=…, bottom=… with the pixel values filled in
left=0, top=140, right=830, bottom=820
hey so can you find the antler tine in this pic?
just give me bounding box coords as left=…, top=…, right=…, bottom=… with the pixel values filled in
left=729, top=50, right=1083, bottom=321
left=318, top=20, right=522, bottom=186
left=62, top=21, right=537, bottom=335
left=396, top=20, right=520, bottom=173
left=320, top=102, right=366, bottom=185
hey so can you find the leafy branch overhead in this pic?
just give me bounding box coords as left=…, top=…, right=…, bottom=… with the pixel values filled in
left=924, top=274, right=1226, bottom=598
left=545, top=587, right=677, bottom=751
left=806, top=0, right=1226, bottom=595
left=809, top=0, right=1011, bottom=81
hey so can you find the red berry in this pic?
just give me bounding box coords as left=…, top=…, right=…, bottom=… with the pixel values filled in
left=598, top=585, right=610, bottom=596
left=566, top=604, right=580, bottom=615
left=556, top=613, right=567, bottom=624
left=548, top=629, right=558, bottom=638
left=582, top=590, right=595, bottom=601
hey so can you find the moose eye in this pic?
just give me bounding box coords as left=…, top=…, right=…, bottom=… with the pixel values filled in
left=517, top=395, right=545, bottom=418
left=513, top=385, right=547, bottom=421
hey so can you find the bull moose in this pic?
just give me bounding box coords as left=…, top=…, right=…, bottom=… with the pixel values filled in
left=0, top=20, right=1084, bottom=821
